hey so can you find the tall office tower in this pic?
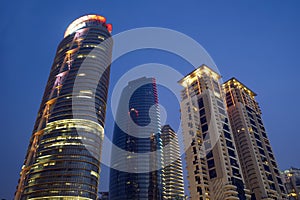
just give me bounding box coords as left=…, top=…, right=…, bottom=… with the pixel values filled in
left=161, top=125, right=185, bottom=199
left=223, top=78, right=286, bottom=199
left=109, top=77, right=163, bottom=200
left=179, top=65, right=251, bottom=200
left=282, top=167, right=300, bottom=200
left=15, top=15, right=113, bottom=200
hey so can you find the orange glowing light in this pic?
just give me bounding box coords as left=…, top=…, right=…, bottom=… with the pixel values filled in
left=106, top=24, right=113, bottom=33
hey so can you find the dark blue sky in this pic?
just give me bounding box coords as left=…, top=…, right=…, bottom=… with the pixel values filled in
left=1, top=0, right=300, bottom=199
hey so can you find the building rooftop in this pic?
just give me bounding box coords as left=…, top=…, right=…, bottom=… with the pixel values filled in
left=223, top=77, right=257, bottom=97
left=64, top=14, right=112, bottom=38
left=178, top=64, right=221, bottom=87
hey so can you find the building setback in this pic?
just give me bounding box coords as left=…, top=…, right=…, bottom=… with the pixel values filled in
left=223, top=78, right=286, bottom=199
left=109, top=77, right=163, bottom=200
left=15, top=15, right=113, bottom=200
left=179, top=65, right=251, bottom=200
left=161, top=125, right=185, bottom=199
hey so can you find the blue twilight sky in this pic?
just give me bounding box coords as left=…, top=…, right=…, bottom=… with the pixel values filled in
left=1, top=0, right=300, bottom=199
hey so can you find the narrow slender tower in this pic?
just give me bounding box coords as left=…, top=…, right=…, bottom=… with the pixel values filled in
left=179, top=65, right=251, bottom=200
left=223, top=78, right=287, bottom=199
left=109, top=77, right=163, bottom=200
left=161, top=125, right=185, bottom=199
left=15, top=15, right=113, bottom=200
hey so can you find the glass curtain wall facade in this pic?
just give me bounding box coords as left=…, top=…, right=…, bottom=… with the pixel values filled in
left=223, top=78, right=287, bottom=199
left=15, top=15, right=113, bottom=200
left=109, top=77, right=163, bottom=200
left=179, top=65, right=251, bottom=200
left=161, top=125, right=185, bottom=199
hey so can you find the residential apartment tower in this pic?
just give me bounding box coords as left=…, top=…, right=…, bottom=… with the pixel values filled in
left=179, top=65, right=251, bottom=200
left=223, top=78, right=286, bottom=199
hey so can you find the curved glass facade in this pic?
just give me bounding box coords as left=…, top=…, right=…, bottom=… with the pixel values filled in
left=109, top=77, right=163, bottom=200
left=15, top=15, right=113, bottom=200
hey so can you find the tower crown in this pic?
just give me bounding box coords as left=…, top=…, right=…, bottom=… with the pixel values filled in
left=178, top=64, right=221, bottom=88
left=64, top=14, right=112, bottom=38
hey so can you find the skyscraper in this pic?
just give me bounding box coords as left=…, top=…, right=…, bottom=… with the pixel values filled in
left=179, top=65, right=251, bottom=200
left=15, top=14, right=113, bottom=200
left=161, top=125, right=185, bottom=199
left=109, top=77, right=163, bottom=200
left=223, top=78, right=287, bottom=199
left=282, top=167, right=300, bottom=200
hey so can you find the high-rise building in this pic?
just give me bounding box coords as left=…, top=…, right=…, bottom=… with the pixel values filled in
left=223, top=78, right=286, bottom=199
left=109, top=77, right=163, bottom=200
left=161, top=125, right=185, bottom=199
left=15, top=15, right=113, bottom=200
left=282, top=167, right=300, bottom=200
left=179, top=65, right=251, bottom=200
